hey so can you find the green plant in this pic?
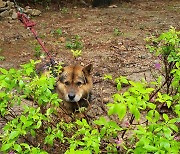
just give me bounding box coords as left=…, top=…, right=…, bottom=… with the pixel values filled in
left=70, top=49, right=82, bottom=58
left=113, top=28, right=122, bottom=36
left=61, top=7, right=69, bottom=14
left=0, top=56, right=5, bottom=61
left=0, top=60, right=62, bottom=153
left=103, top=74, right=113, bottom=80
left=0, top=28, right=179, bottom=154
left=0, top=48, right=5, bottom=61
left=107, top=27, right=180, bottom=153
left=53, top=28, right=63, bottom=36
left=34, top=45, right=44, bottom=58
left=65, top=35, right=83, bottom=50
left=146, top=27, right=180, bottom=94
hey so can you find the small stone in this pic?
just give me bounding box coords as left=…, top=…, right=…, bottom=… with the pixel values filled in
left=119, top=45, right=126, bottom=51
left=58, top=37, right=66, bottom=43
left=25, top=6, right=30, bottom=10
left=6, top=1, right=14, bottom=8
left=31, top=9, right=41, bottom=16
left=109, top=5, right=118, bottom=8
left=103, top=97, right=110, bottom=103
left=0, top=10, right=9, bottom=17
left=25, top=8, right=33, bottom=14
left=0, top=0, right=6, bottom=8
left=0, top=7, right=7, bottom=12
left=9, top=9, right=13, bottom=14
left=12, top=10, right=17, bottom=19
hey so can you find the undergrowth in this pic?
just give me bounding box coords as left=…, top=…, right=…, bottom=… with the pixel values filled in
left=0, top=28, right=179, bottom=153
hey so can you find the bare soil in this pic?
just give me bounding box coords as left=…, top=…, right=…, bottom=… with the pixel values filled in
left=0, top=0, right=180, bottom=151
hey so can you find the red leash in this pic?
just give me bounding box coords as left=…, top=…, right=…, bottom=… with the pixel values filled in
left=17, top=11, right=55, bottom=66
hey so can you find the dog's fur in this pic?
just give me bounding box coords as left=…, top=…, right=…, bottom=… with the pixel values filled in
left=56, top=64, right=93, bottom=112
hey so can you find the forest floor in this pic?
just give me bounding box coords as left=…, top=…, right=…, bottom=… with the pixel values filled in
left=0, top=0, right=180, bottom=144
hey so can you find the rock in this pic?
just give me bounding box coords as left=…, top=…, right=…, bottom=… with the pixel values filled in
left=12, top=10, right=17, bottom=19
left=0, top=7, right=7, bottom=12
left=119, top=45, right=126, bottom=51
left=31, top=9, right=41, bottom=16
left=0, top=10, right=9, bottom=17
left=25, top=8, right=41, bottom=16
left=6, top=1, right=14, bottom=8
left=25, top=6, right=30, bottom=10
left=9, top=9, right=13, bottom=14
left=109, top=5, right=118, bottom=8
left=103, top=97, right=110, bottom=103
left=25, top=8, right=33, bottom=14
left=0, top=0, right=6, bottom=8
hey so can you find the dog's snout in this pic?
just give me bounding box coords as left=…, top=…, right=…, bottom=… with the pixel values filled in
left=68, top=93, right=75, bottom=100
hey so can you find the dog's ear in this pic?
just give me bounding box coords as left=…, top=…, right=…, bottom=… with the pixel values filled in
left=83, top=64, right=93, bottom=75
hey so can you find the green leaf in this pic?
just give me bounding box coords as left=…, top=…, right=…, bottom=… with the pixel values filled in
left=163, top=114, right=169, bottom=122
left=1, top=143, right=12, bottom=151
left=154, top=126, right=162, bottom=132
left=20, top=115, right=27, bottom=123
left=108, top=103, right=127, bottom=120
left=30, top=129, right=36, bottom=137
left=36, top=120, right=42, bottom=129
left=19, top=80, right=24, bottom=88
left=120, top=76, right=129, bottom=84
left=117, top=103, right=127, bottom=120
left=163, top=127, right=172, bottom=139
left=56, top=130, right=63, bottom=140
left=134, top=108, right=140, bottom=120
left=143, top=145, right=158, bottom=151
left=0, top=68, right=8, bottom=74
left=117, top=83, right=121, bottom=91
left=14, top=144, right=22, bottom=152
left=154, top=110, right=160, bottom=121
left=147, top=103, right=156, bottom=110
left=169, top=124, right=178, bottom=132
left=100, top=127, right=106, bottom=137
left=20, top=143, right=30, bottom=150
left=9, top=130, right=20, bottom=140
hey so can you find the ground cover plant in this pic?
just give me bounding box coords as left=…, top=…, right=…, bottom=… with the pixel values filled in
left=0, top=24, right=179, bottom=154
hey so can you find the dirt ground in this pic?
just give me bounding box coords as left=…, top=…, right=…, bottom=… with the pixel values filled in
left=0, top=0, right=180, bottom=146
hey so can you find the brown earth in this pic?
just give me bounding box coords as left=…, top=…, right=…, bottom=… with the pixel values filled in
left=0, top=0, right=180, bottom=151
left=1, top=0, right=179, bottom=102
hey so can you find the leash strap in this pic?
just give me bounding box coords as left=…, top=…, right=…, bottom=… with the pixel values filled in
left=15, top=7, right=55, bottom=69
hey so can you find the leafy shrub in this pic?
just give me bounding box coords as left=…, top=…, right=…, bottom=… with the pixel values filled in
left=65, top=35, right=83, bottom=50
left=0, top=27, right=179, bottom=153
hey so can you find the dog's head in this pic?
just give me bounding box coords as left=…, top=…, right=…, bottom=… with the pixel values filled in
left=56, top=64, right=93, bottom=103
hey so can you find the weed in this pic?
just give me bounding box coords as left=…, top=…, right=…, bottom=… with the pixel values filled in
left=54, top=28, right=63, bottom=36
left=0, top=56, right=5, bottom=61
left=70, top=49, right=82, bottom=58
left=113, top=28, right=123, bottom=36
left=0, top=49, right=5, bottom=61
left=34, top=45, right=44, bottom=58
left=65, top=35, right=83, bottom=50
left=103, top=74, right=113, bottom=80
left=61, top=7, right=68, bottom=14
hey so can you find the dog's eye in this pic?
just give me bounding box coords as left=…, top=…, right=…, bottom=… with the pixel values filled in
left=64, top=81, right=70, bottom=86
left=76, top=82, right=83, bottom=86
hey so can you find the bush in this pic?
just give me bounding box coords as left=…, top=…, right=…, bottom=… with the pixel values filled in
left=0, top=28, right=179, bottom=153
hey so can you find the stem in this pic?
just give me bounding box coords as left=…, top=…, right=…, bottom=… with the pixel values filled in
left=122, top=115, right=135, bottom=139
left=149, top=80, right=167, bottom=101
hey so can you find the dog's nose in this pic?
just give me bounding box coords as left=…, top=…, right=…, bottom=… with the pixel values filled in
left=68, top=93, right=75, bottom=100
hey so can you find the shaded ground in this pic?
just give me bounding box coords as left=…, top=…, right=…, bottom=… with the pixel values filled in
left=0, top=0, right=180, bottom=146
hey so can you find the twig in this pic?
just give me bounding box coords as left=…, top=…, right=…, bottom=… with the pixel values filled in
left=122, top=115, right=135, bottom=139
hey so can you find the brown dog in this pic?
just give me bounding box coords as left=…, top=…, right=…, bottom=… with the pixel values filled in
left=56, top=64, right=93, bottom=112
